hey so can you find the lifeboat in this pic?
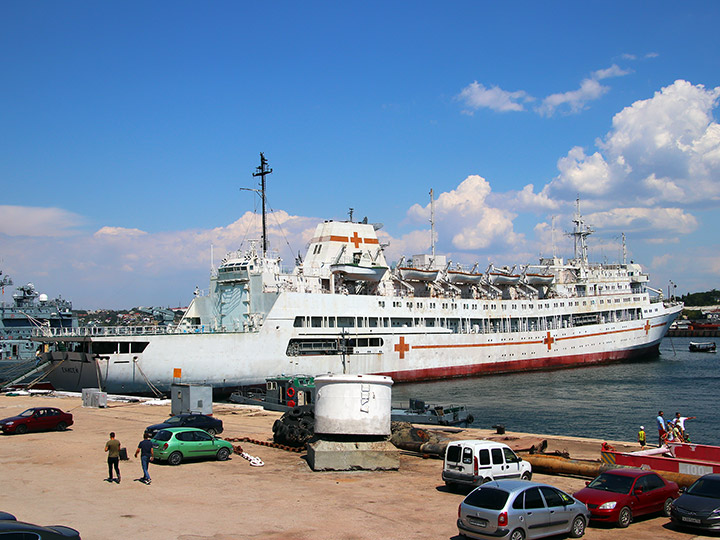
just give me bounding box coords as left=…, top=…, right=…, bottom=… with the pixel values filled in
left=331, top=264, right=388, bottom=282
left=398, top=267, right=439, bottom=282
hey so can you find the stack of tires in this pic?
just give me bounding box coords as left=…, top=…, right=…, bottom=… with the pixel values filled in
left=272, top=406, right=315, bottom=448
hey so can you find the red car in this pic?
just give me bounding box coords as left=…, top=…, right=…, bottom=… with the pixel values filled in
left=0, top=407, right=74, bottom=434
left=574, top=469, right=679, bottom=527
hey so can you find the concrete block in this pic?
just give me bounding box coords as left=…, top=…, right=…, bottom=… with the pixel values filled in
left=307, top=439, right=399, bottom=471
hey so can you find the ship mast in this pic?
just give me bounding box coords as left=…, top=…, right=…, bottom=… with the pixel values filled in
left=252, top=153, right=273, bottom=256
left=429, top=189, right=435, bottom=262
left=569, top=198, right=594, bottom=264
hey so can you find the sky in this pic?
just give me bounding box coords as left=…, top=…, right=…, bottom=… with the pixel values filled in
left=1, top=1, right=720, bottom=309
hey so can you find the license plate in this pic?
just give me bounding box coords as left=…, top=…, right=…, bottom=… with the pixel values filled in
left=468, top=517, right=487, bottom=528
left=682, top=516, right=701, bottom=524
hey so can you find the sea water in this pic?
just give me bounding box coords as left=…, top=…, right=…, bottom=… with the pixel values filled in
left=392, top=336, right=719, bottom=446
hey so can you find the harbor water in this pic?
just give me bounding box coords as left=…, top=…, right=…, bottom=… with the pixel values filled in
left=392, top=336, right=720, bottom=447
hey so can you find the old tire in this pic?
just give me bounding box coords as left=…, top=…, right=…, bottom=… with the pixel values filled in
left=15, top=424, right=27, bottom=435
left=216, top=447, right=230, bottom=461
left=509, top=528, right=525, bottom=540
left=663, top=497, right=673, bottom=517
left=168, top=451, right=183, bottom=466
left=569, top=515, right=586, bottom=538
left=56, top=421, right=67, bottom=431
left=618, top=506, right=632, bottom=528
left=206, top=428, right=217, bottom=437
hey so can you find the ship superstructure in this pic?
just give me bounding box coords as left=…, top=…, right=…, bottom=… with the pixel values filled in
left=0, top=272, right=77, bottom=380
left=33, top=156, right=682, bottom=395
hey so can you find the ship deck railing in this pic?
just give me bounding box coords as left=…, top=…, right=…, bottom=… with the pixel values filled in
left=33, top=324, right=233, bottom=338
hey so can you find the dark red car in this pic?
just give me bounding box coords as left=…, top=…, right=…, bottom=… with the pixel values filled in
left=574, top=469, right=679, bottom=527
left=0, top=407, right=74, bottom=434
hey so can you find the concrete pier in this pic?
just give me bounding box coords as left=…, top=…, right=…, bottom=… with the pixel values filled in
left=0, top=393, right=694, bottom=540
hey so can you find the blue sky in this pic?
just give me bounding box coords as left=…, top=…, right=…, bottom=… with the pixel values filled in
left=1, top=2, right=719, bottom=309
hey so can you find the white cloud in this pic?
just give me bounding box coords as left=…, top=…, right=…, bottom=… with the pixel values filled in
left=460, top=64, right=631, bottom=118
left=543, top=80, right=720, bottom=214
left=536, top=78, right=609, bottom=117
left=407, top=175, right=523, bottom=251
left=457, top=82, right=532, bottom=113
left=592, top=64, right=631, bottom=80
left=0, top=206, right=85, bottom=237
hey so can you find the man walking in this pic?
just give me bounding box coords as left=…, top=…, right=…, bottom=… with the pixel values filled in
left=134, top=432, right=154, bottom=484
left=104, top=432, right=121, bottom=483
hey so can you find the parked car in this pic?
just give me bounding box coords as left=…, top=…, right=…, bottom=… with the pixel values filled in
left=144, top=413, right=223, bottom=437
left=0, top=407, right=74, bottom=434
left=443, top=440, right=532, bottom=489
left=573, top=469, right=679, bottom=527
left=670, top=473, right=720, bottom=531
left=151, top=427, right=234, bottom=465
left=457, top=479, right=590, bottom=540
left=0, top=511, right=81, bottom=539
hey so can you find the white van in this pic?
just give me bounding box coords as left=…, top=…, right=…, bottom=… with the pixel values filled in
left=442, top=440, right=532, bottom=488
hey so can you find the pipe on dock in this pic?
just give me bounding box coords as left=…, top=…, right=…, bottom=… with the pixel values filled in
left=523, top=454, right=700, bottom=487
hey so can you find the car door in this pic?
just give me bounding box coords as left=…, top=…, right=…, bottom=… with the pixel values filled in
left=520, top=487, right=550, bottom=535
left=635, top=474, right=667, bottom=516
left=32, top=409, right=52, bottom=432
left=502, top=447, right=523, bottom=479
left=192, top=430, right=214, bottom=457
left=174, top=430, right=194, bottom=455
left=540, top=486, right=574, bottom=534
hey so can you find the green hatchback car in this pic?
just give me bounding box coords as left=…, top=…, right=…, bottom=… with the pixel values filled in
left=151, top=427, right=234, bottom=466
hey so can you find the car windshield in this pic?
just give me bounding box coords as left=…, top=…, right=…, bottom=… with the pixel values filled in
left=588, top=473, right=635, bottom=494
left=18, top=409, right=35, bottom=417
left=464, top=488, right=510, bottom=510
left=153, top=430, right=172, bottom=442
left=686, top=478, right=720, bottom=498
left=164, top=416, right=182, bottom=425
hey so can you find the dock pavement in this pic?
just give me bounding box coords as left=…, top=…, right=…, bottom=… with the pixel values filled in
left=0, top=394, right=703, bottom=540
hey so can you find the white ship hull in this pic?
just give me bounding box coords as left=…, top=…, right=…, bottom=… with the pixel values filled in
left=44, top=291, right=681, bottom=395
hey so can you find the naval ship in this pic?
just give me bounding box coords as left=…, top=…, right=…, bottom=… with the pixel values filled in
left=34, top=155, right=682, bottom=395
left=0, top=270, right=77, bottom=382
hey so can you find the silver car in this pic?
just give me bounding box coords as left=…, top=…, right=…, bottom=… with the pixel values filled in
left=457, top=480, right=591, bottom=540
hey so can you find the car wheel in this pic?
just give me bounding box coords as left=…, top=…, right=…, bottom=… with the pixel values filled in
left=168, top=451, right=183, bottom=466
left=509, top=528, right=525, bottom=540
left=216, top=447, right=230, bottom=461
left=206, top=428, right=217, bottom=436
left=15, top=424, right=27, bottom=435
left=618, top=506, right=632, bottom=528
left=521, top=471, right=531, bottom=481
left=569, top=515, right=586, bottom=538
left=663, top=497, right=674, bottom=517
left=56, top=421, right=67, bottom=431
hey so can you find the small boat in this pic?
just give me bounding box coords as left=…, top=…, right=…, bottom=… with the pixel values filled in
left=229, top=375, right=315, bottom=411
left=397, top=267, right=439, bottom=282
left=330, top=263, right=388, bottom=282
left=602, top=442, right=720, bottom=477
left=391, top=398, right=474, bottom=426
left=447, top=270, right=484, bottom=285
left=689, top=341, right=716, bottom=352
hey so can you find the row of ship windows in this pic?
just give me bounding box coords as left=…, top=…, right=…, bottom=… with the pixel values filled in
left=292, top=308, right=642, bottom=330
left=380, top=296, right=643, bottom=310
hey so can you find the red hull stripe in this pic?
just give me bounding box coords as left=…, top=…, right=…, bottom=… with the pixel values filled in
left=413, top=321, right=667, bottom=352
left=374, top=344, right=660, bottom=383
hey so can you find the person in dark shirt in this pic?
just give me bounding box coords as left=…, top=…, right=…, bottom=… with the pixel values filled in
left=104, top=432, right=121, bottom=483
left=135, top=432, right=154, bottom=484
